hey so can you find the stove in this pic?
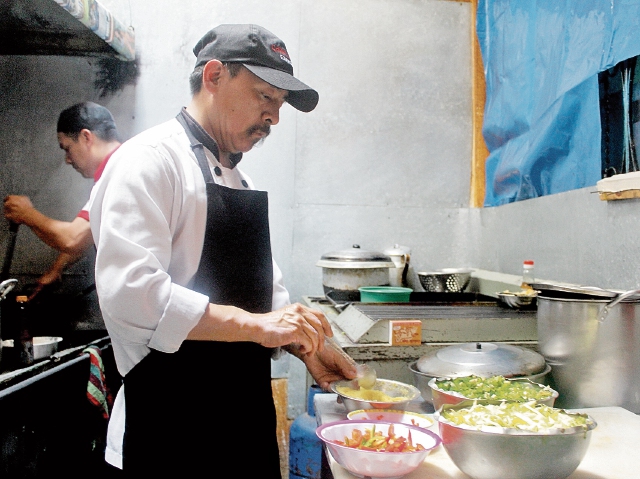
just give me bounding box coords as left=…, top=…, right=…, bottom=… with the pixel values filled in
left=303, top=292, right=539, bottom=385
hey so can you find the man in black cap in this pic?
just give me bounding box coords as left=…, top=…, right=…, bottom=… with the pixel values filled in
left=90, top=25, right=356, bottom=477
left=3, top=102, right=121, bottom=298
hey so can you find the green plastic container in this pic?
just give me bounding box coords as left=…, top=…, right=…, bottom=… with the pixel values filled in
left=358, top=286, right=413, bottom=303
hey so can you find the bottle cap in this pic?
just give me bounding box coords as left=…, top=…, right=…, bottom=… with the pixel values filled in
left=16, top=295, right=28, bottom=303
left=523, top=260, right=534, bottom=266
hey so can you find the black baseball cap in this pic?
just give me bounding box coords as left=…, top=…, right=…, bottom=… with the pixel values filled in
left=193, top=24, right=319, bottom=113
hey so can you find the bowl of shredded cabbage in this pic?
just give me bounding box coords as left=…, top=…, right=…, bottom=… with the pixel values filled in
left=429, top=375, right=559, bottom=410
left=435, top=400, right=597, bottom=479
left=330, top=378, right=421, bottom=412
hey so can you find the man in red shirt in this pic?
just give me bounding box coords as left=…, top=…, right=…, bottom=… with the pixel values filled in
left=3, top=102, right=121, bottom=296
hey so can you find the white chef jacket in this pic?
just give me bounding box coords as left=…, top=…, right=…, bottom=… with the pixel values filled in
left=89, top=117, right=291, bottom=468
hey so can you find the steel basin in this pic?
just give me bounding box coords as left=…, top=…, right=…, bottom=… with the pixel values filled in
left=537, top=294, right=640, bottom=412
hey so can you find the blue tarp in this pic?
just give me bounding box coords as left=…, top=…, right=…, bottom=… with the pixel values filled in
left=477, top=0, right=640, bottom=206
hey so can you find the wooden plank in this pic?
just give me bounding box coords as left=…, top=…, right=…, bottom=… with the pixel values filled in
left=271, top=378, right=291, bottom=479
left=599, top=190, right=640, bottom=201
left=470, top=0, right=489, bottom=208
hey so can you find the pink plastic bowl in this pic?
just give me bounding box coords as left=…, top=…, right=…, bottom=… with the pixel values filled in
left=316, top=420, right=441, bottom=479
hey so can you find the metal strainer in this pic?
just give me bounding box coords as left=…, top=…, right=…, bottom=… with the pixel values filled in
left=418, top=269, right=473, bottom=293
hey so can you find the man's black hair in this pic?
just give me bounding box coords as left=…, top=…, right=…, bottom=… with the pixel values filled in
left=57, top=102, right=120, bottom=142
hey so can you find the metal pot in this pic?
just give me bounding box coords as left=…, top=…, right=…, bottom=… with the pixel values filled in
left=383, top=244, right=411, bottom=287
left=316, top=245, right=395, bottom=295
left=536, top=284, right=640, bottom=412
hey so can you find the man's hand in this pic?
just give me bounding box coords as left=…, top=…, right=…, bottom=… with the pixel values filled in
left=3, top=195, right=35, bottom=224
left=290, top=341, right=358, bottom=391
left=256, top=303, right=333, bottom=356
left=189, top=302, right=334, bottom=359
left=28, top=251, right=81, bottom=300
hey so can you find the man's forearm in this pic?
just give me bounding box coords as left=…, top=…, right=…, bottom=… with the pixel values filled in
left=22, top=211, right=92, bottom=254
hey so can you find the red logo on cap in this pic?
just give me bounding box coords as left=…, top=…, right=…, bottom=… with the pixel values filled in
left=271, top=44, right=290, bottom=60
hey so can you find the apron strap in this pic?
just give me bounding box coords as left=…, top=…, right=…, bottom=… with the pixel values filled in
left=176, top=109, right=215, bottom=184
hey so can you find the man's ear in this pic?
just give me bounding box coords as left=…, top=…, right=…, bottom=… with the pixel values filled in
left=202, top=60, right=225, bottom=93
left=79, top=128, right=94, bottom=146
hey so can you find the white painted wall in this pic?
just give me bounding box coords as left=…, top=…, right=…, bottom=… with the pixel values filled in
left=91, top=0, right=474, bottom=305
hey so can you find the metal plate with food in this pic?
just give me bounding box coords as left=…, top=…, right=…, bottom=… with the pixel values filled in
left=496, top=289, right=537, bottom=309
left=330, top=378, right=421, bottom=412
left=346, top=409, right=435, bottom=429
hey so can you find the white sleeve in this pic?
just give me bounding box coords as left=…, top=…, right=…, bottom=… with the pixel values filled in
left=272, top=258, right=290, bottom=310
left=90, top=141, right=210, bottom=357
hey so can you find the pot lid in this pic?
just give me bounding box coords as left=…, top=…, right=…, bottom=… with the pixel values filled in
left=531, top=282, right=617, bottom=298
left=316, top=244, right=395, bottom=269
left=532, top=282, right=640, bottom=302
left=416, top=342, right=547, bottom=378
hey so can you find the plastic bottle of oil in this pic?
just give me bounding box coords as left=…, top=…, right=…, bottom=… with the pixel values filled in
left=521, top=260, right=535, bottom=290
left=15, top=295, right=34, bottom=366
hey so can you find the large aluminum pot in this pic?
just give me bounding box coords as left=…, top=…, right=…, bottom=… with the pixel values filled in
left=536, top=284, right=640, bottom=412
left=316, top=245, right=395, bottom=295
left=409, top=342, right=550, bottom=404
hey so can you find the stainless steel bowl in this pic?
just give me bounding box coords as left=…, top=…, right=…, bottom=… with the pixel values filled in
left=330, top=378, right=421, bottom=412
left=435, top=400, right=597, bottom=479
left=408, top=362, right=438, bottom=402
left=34, top=336, right=62, bottom=359
left=497, top=291, right=537, bottom=308
left=417, top=269, right=472, bottom=293
left=1, top=336, right=62, bottom=360
left=428, top=376, right=558, bottom=411
left=409, top=361, right=552, bottom=404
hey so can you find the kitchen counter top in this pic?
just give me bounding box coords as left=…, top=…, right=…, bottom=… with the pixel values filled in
left=314, top=393, right=638, bottom=479
left=0, top=332, right=111, bottom=396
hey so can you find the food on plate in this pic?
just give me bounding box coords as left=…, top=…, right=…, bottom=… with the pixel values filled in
left=434, top=375, right=554, bottom=402
left=332, top=423, right=427, bottom=452
left=440, top=401, right=593, bottom=432
left=336, top=385, right=408, bottom=402
left=501, top=289, right=537, bottom=297
left=347, top=409, right=435, bottom=429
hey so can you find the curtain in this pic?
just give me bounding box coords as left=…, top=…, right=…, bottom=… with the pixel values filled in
left=477, top=0, right=640, bottom=206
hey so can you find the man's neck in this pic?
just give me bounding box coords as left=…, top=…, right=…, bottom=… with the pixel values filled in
left=93, top=141, right=121, bottom=165
left=184, top=103, right=234, bottom=168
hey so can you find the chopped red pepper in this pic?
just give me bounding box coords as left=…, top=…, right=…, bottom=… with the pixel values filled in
left=333, top=424, right=425, bottom=452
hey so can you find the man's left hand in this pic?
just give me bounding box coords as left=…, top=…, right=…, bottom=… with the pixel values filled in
left=296, top=342, right=358, bottom=391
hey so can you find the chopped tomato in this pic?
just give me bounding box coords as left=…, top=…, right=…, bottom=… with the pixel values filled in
left=331, top=424, right=425, bottom=452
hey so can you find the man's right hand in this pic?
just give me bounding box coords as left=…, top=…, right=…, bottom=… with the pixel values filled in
left=188, top=302, right=334, bottom=358
left=255, top=303, right=334, bottom=356
left=3, top=195, right=34, bottom=224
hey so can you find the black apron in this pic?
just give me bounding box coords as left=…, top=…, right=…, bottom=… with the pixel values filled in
left=121, top=111, right=281, bottom=477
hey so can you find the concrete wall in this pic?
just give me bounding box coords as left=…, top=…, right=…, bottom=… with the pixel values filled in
left=89, top=0, right=474, bottom=305
left=96, top=0, right=474, bottom=417
left=474, top=187, right=640, bottom=290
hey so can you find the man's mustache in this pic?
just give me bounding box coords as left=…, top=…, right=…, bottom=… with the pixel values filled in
left=247, top=124, right=271, bottom=137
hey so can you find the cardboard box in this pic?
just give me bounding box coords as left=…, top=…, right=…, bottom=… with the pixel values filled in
left=389, top=320, right=422, bottom=346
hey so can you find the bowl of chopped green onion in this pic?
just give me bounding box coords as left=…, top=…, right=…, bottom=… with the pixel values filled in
left=435, top=400, right=596, bottom=479
left=429, top=375, right=558, bottom=411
